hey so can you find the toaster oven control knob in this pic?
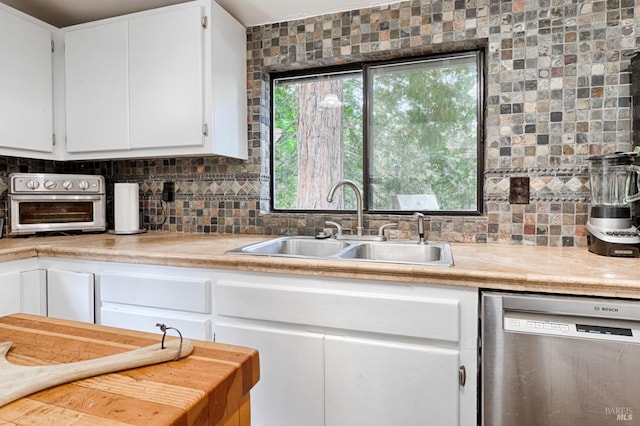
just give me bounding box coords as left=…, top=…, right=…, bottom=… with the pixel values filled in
left=26, top=179, right=39, bottom=190
left=62, top=180, right=73, bottom=190
left=78, top=180, right=90, bottom=190
left=44, top=180, right=56, bottom=190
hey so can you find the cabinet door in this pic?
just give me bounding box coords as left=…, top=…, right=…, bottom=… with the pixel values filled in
left=20, top=269, right=47, bottom=315
left=47, top=269, right=95, bottom=323
left=325, top=335, right=461, bottom=426
left=65, top=21, right=129, bottom=153
left=129, top=5, right=204, bottom=149
left=0, top=270, right=46, bottom=316
left=0, top=7, right=53, bottom=154
left=215, top=321, right=325, bottom=426
left=0, top=271, right=21, bottom=316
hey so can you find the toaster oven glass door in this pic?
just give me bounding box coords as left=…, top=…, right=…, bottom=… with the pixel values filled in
left=9, top=194, right=106, bottom=235
left=19, top=201, right=95, bottom=224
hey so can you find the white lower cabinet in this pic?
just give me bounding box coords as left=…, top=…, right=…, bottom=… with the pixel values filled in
left=0, top=262, right=46, bottom=317
left=215, top=322, right=325, bottom=426
left=214, top=271, right=478, bottom=426
left=35, top=259, right=214, bottom=338
left=99, top=271, right=212, bottom=340
left=47, top=269, right=95, bottom=323
left=5, top=256, right=478, bottom=425
left=0, top=259, right=94, bottom=321
left=20, top=269, right=48, bottom=315
left=325, top=336, right=459, bottom=426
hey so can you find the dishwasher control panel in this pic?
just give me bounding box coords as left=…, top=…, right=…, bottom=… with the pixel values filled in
left=504, top=311, right=640, bottom=343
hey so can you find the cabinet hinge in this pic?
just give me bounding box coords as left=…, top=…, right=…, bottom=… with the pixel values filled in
left=201, top=15, right=208, bottom=29
left=51, top=40, right=55, bottom=52
left=52, top=133, right=56, bottom=146
left=202, top=123, right=209, bottom=136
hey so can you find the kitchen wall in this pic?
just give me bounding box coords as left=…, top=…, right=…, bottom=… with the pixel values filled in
left=2, top=0, right=637, bottom=246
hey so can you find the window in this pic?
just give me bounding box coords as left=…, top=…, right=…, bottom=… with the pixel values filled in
left=271, top=50, right=483, bottom=214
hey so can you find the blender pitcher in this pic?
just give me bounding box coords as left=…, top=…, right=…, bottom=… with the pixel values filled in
left=586, top=152, right=640, bottom=257
left=588, top=152, right=640, bottom=206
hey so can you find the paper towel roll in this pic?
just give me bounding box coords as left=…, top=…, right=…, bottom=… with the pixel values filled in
left=114, top=183, right=140, bottom=233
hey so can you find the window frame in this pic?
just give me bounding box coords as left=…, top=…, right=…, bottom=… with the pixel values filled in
left=269, top=48, right=485, bottom=216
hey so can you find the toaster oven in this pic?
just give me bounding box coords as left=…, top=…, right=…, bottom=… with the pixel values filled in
left=8, top=173, right=106, bottom=236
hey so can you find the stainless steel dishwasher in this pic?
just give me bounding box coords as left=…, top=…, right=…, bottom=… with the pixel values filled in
left=482, top=292, right=640, bottom=426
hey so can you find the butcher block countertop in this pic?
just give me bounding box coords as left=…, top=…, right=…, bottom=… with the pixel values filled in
left=0, top=314, right=259, bottom=426
left=0, top=232, right=640, bottom=299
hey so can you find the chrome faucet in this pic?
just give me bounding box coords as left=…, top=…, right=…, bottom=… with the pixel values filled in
left=327, top=180, right=364, bottom=236
left=414, top=212, right=426, bottom=245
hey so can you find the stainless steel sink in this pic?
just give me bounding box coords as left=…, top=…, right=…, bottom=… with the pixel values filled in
left=228, top=236, right=453, bottom=266
left=227, top=236, right=350, bottom=257
left=338, top=241, right=453, bottom=266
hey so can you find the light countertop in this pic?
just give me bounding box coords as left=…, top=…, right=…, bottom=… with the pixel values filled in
left=1, top=232, right=639, bottom=299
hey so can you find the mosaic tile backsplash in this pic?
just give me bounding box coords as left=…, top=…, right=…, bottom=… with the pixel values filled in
left=1, top=0, right=639, bottom=247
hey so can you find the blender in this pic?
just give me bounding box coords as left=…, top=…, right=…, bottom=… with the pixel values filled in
left=586, top=152, right=640, bottom=257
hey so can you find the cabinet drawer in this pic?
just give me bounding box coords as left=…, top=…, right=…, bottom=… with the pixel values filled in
left=101, top=272, right=210, bottom=314
left=215, top=280, right=460, bottom=342
left=101, top=305, right=211, bottom=340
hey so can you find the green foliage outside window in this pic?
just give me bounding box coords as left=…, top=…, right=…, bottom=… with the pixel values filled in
left=272, top=50, right=482, bottom=213
left=369, top=56, right=479, bottom=210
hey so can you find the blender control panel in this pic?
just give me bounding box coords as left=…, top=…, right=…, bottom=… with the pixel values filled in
left=587, top=223, right=640, bottom=242
left=604, top=230, right=640, bottom=238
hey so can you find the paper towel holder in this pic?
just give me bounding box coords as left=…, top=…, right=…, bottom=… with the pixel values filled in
left=111, top=182, right=145, bottom=235
left=108, top=229, right=147, bottom=235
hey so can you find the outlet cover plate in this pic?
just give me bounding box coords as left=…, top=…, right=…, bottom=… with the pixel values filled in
left=509, top=177, right=530, bottom=204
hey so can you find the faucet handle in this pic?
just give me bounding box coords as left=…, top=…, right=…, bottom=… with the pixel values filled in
left=377, top=223, right=397, bottom=239
left=325, top=221, right=343, bottom=236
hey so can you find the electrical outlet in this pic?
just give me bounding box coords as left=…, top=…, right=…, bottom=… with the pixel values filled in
left=162, top=182, right=175, bottom=202
left=509, top=177, right=530, bottom=204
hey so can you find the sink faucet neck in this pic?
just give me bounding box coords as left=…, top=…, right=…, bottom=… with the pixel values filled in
left=327, top=180, right=364, bottom=236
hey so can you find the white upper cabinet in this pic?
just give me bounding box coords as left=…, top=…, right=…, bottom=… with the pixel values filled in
left=62, top=0, right=247, bottom=161
left=129, top=5, right=204, bottom=150
left=0, top=4, right=55, bottom=158
left=206, top=1, right=248, bottom=160
left=65, top=21, right=129, bottom=152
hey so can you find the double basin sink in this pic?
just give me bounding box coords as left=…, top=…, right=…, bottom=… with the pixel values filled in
left=228, top=236, right=454, bottom=266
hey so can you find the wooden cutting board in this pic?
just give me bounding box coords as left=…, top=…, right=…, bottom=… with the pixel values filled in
left=0, top=314, right=260, bottom=426
left=0, top=337, right=193, bottom=408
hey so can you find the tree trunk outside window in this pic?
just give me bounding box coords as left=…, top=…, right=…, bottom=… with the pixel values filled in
left=296, top=80, right=344, bottom=209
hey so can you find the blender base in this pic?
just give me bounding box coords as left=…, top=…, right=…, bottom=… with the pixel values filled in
left=587, top=232, right=640, bottom=257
